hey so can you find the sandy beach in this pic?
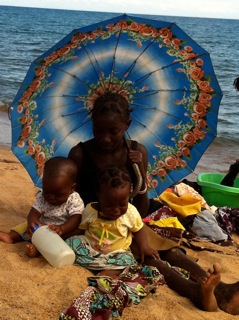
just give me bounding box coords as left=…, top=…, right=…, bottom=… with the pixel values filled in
left=1, top=142, right=239, bottom=320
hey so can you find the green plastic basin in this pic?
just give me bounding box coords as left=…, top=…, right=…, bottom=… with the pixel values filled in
left=197, top=172, right=239, bottom=208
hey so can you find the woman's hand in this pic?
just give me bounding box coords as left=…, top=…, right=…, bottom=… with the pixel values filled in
left=129, top=149, right=144, bottom=166
left=129, top=149, right=146, bottom=186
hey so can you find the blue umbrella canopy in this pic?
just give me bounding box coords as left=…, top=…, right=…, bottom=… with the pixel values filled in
left=10, top=14, right=222, bottom=197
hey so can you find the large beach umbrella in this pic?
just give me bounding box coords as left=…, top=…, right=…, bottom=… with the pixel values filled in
left=10, top=14, right=222, bottom=197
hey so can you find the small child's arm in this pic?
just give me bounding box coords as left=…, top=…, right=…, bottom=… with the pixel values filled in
left=133, top=225, right=160, bottom=263
left=48, top=214, right=82, bottom=236
left=27, top=207, right=42, bottom=233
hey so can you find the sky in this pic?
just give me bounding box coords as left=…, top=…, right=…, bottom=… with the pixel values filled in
left=1, top=0, right=239, bottom=19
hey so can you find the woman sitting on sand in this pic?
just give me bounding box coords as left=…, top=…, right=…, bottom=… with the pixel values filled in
left=68, top=91, right=239, bottom=315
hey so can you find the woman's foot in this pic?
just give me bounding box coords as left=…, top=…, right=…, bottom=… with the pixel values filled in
left=25, top=243, right=39, bottom=257
left=200, top=263, right=221, bottom=311
left=215, top=280, right=239, bottom=315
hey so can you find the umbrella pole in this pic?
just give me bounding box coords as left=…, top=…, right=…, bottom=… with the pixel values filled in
left=123, top=136, right=143, bottom=198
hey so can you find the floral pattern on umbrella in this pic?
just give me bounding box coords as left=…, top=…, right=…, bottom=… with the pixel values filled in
left=11, top=15, right=222, bottom=196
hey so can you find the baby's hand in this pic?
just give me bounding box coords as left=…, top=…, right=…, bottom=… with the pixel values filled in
left=140, top=246, right=160, bottom=263
left=146, top=247, right=160, bottom=260
left=27, top=222, right=41, bottom=234
left=48, top=224, right=63, bottom=236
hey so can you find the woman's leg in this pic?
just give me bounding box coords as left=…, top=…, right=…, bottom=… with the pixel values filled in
left=160, top=248, right=206, bottom=281
left=144, top=256, right=220, bottom=312
left=146, top=248, right=239, bottom=315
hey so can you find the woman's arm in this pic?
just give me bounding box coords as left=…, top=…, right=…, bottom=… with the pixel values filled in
left=68, top=144, right=83, bottom=172
left=129, top=142, right=150, bottom=216
left=68, top=144, right=85, bottom=194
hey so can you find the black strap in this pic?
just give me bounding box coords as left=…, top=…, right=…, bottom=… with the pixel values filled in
left=131, top=140, right=138, bottom=150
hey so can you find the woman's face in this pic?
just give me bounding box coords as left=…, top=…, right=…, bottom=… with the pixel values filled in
left=92, top=114, right=129, bottom=152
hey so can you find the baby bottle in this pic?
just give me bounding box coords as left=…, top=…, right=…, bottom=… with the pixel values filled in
left=31, top=225, right=75, bottom=268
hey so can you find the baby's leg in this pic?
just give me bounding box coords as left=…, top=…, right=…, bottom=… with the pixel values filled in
left=0, top=230, right=22, bottom=243
left=25, top=243, right=39, bottom=258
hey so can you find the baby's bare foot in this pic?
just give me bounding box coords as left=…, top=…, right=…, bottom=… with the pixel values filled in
left=0, top=232, right=14, bottom=243
left=0, top=230, right=22, bottom=244
left=200, top=263, right=221, bottom=312
left=26, top=243, right=39, bottom=258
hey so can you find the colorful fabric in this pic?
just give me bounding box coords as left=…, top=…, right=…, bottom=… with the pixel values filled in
left=146, top=225, right=184, bottom=243
left=189, top=209, right=228, bottom=242
left=11, top=221, right=30, bottom=239
left=59, top=265, right=165, bottom=320
left=79, top=203, right=144, bottom=253
left=174, top=182, right=210, bottom=210
left=149, top=217, right=185, bottom=230
left=144, top=205, right=178, bottom=221
left=215, top=206, right=239, bottom=238
left=159, top=191, right=201, bottom=217
left=142, top=206, right=184, bottom=243
left=33, top=191, right=84, bottom=225
left=66, top=235, right=137, bottom=270
left=164, top=261, right=190, bottom=279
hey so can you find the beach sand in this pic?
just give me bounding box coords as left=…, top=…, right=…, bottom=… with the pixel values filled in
left=1, top=143, right=239, bottom=320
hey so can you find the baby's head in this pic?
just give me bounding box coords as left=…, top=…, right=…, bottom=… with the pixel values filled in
left=96, top=167, right=131, bottom=220
left=42, top=157, right=78, bottom=206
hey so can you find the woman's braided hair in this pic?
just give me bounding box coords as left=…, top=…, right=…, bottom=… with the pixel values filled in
left=91, top=92, right=131, bottom=122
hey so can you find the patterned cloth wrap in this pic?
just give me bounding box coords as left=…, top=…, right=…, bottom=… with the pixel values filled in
left=66, top=235, right=137, bottom=270
left=59, top=265, right=165, bottom=320
left=143, top=206, right=184, bottom=243
left=215, top=206, right=239, bottom=238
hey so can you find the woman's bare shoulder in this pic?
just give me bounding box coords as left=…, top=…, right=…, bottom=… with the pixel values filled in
left=133, top=140, right=148, bottom=155
left=68, top=143, right=82, bottom=158
left=68, top=139, right=95, bottom=162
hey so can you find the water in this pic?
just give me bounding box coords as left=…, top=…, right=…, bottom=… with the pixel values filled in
left=1, top=6, right=239, bottom=150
